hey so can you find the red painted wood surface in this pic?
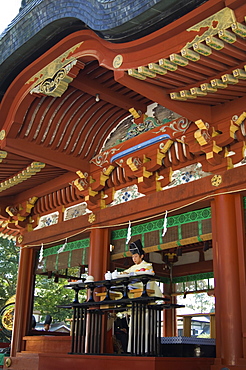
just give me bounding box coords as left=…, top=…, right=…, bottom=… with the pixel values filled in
left=6, top=353, right=215, bottom=370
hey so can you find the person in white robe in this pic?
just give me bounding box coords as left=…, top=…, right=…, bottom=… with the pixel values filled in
left=120, top=239, right=163, bottom=353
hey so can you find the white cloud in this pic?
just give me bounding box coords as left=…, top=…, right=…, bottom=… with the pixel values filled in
left=0, top=0, right=22, bottom=34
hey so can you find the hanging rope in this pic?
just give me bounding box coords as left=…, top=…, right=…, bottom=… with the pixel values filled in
left=21, top=186, right=246, bottom=249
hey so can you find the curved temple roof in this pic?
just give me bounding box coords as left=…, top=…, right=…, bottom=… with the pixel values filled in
left=0, top=0, right=207, bottom=99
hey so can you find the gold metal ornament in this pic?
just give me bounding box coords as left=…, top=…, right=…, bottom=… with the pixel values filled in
left=185, top=7, right=236, bottom=48
left=113, top=55, right=123, bottom=68
left=0, top=162, right=45, bottom=193
left=211, top=175, right=222, bottom=187
left=5, top=358, right=12, bottom=368
left=2, top=307, right=14, bottom=331
left=0, top=130, right=6, bottom=140
left=30, top=61, right=77, bottom=97
left=88, top=213, right=96, bottom=223
left=26, top=42, right=83, bottom=87
left=17, top=235, right=24, bottom=244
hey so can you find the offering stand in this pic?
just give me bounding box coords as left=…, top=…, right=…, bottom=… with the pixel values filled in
left=61, top=275, right=182, bottom=357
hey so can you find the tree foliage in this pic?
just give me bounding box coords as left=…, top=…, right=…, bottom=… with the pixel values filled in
left=34, top=273, right=86, bottom=324
left=177, top=292, right=215, bottom=313
left=0, top=238, right=19, bottom=342
left=0, top=237, right=86, bottom=328
left=0, top=238, right=19, bottom=308
left=186, top=292, right=215, bottom=313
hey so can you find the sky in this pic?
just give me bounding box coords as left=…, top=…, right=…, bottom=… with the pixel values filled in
left=0, top=0, right=22, bottom=34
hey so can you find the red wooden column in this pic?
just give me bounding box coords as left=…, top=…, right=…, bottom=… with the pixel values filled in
left=163, top=301, right=177, bottom=337
left=211, top=193, right=245, bottom=369
left=88, top=227, right=110, bottom=282
left=162, top=283, right=177, bottom=337
left=88, top=227, right=110, bottom=353
left=234, top=195, right=246, bottom=360
left=11, top=246, right=36, bottom=356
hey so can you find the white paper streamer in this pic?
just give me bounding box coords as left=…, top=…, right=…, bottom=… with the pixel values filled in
left=162, top=210, right=168, bottom=237
left=126, top=220, right=131, bottom=244
left=58, top=238, right=67, bottom=254
left=39, top=243, right=44, bottom=262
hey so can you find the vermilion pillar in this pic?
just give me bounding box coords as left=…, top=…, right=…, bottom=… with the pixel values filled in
left=11, top=246, right=36, bottom=356
left=163, top=302, right=177, bottom=337
left=211, top=193, right=245, bottom=369
left=88, top=227, right=110, bottom=353
left=162, top=283, right=177, bottom=337
left=88, top=227, right=110, bottom=282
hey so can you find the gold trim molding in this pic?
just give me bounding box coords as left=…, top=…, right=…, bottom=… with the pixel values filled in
left=0, top=150, right=7, bottom=162
left=185, top=7, right=236, bottom=48
left=0, top=162, right=45, bottom=193
left=26, top=42, right=84, bottom=91
left=30, top=60, right=77, bottom=97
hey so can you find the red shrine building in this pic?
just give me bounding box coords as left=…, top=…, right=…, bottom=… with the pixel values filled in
left=0, top=0, right=246, bottom=369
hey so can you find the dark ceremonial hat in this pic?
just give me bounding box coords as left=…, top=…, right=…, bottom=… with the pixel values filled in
left=44, top=314, right=52, bottom=325
left=129, top=239, right=144, bottom=255
left=31, top=315, right=36, bottom=329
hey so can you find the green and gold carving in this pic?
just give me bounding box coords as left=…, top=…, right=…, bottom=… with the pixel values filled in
left=190, top=87, right=207, bottom=96
left=180, top=90, right=196, bottom=99
left=170, top=54, right=189, bottom=67
left=30, top=60, right=77, bottom=97
left=205, top=36, right=224, bottom=50
left=170, top=92, right=187, bottom=101
left=0, top=162, right=45, bottom=193
left=218, top=29, right=237, bottom=43
left=27, top=42, right=84, bottom=95
left=233, top=68, right=246, bottom=80
left=185, top=7, right=236, bottom=48
left=231, top=22, right=246, bottom=37
left=138, top=66, right=156, bottom=78
left=221, top=74, right=238, bottom=84
left=27, top=42, right=83, bottom=85
left=193, top=42, right=212, bottom=56
left=159, top=59, right=177, bottom=71
left=210, top=79, right=227, bottom=89
left=128, top=69, right=146, bottom=80
left=0, top=150, right=7, bottom=162
left=181, top=48, right=200, bottom=62
left=148, top=63, right=167, bottom=75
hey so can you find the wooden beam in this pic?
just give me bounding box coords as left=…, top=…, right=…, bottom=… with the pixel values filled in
left=71, top=75, right=146, bottom=113
left=13, top=172, right=77, bottom=205
left=211, top=94, right=246, bottom=125
left=173, top=260, right=213, bottom=277
left=21, top=164, right=246, bottom=246
left=0, top=138, right=89, bottom=173
left=114, top=70, right=212, bottom=123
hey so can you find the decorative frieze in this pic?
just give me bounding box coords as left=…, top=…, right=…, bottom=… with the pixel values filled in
left=35, top=211, right=59, bottom=229
left=64, top=202, right=91, bottom=221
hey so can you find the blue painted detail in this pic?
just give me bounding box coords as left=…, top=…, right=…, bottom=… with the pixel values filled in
left=161, top=337, right=216, bottom=345
left=110, top=134, right=170, bottom=162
